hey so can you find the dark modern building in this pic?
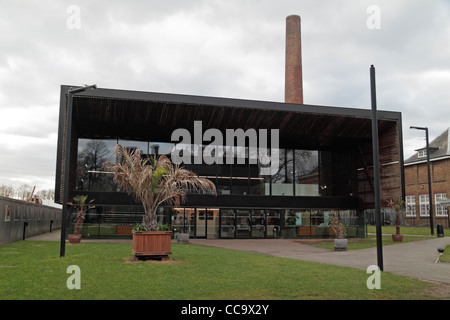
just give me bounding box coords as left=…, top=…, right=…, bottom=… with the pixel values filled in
left=55, top=15, right=405, bottom=239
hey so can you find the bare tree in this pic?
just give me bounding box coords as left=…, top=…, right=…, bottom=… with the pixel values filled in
left=36, top=189, right=55, bottom=200
left=17, top=184, right=34, bottom=200
left=0, top=184, right=15, bottom=198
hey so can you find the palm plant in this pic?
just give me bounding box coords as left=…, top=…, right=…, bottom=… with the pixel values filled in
left=387, top=197, right=405, bottom=238
left=106, top=144, right=216, bottom=231
left=330, top=213, right=346, bottom=239
left=69, top=195, right=94, bottom=235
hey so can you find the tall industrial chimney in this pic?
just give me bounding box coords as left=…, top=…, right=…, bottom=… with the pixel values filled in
left=285, top=15, right=303, bottom=104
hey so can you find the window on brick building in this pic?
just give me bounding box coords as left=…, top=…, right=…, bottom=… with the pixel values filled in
left=435, top=193, right=448, bottom=217
left=419, top=194, right=429, bottom=217
left=405, top=195, right=416, bottom=217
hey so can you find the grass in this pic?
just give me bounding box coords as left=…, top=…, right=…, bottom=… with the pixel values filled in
left=440, top=245, right=450, bottom=263
left=367, top=225, right=441, bottom=236
left=0, top=240, right=446, bottom=300
left=310, top=226, right=438, bottom=251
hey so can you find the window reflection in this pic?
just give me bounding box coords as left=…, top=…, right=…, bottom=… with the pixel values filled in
left=76, top=138, right=351, bottom=198
left=77, top=139, right=117, bottom=191
left=295, top=150, right=319, bottom=196
left=76, top=139, right=179, bottom=192
left=271, top=149, right=293, bottom=196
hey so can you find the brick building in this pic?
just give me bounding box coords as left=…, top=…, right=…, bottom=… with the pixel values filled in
left=404, top=128, right=450, bottom=228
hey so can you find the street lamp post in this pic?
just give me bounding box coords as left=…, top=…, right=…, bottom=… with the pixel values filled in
left=410, top=126, right=434, bottom=235
left=60, top=84, right=97, bottom=257
left=370, top=65, right=383, bottom=271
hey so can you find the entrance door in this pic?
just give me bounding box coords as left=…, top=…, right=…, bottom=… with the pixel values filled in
left=251, top=210, right=266, bottom=238
left=196, top=208, right=219, bottom=239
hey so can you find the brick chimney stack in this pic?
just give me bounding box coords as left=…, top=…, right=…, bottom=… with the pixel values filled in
left=285, top=15, right=303, bottom=104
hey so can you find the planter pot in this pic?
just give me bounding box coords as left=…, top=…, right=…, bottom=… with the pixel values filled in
left=392, top=234, right=403, bottom=242
left=334, top=239, right=348, bottom=251
left=68, top=234, right=81, bottom=244
left=132, top=231, right=172, bottom=260
left=116, top=225, right=133, bottom=236
left=177, top=233, right=190, bottom=243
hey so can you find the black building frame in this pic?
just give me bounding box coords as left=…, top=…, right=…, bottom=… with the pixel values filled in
left=55, top=85, right=405, bottom=240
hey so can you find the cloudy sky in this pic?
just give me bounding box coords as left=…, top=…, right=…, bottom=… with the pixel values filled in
left=0, top=0, right=449, bottom=192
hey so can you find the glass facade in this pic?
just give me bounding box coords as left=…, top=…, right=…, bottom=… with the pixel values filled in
left=76, top=138, right=326, bottom=197
left=69, top=205, right=364, bottom=240
left=73, top=138, right=363, bottom=239
left=283, top=209, right=364, bottom=238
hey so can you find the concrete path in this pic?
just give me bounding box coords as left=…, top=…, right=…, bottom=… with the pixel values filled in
left=25, top=230, right=450, bottom=284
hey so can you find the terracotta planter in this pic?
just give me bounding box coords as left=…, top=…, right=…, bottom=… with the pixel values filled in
left=68, top=234, right=81, bottom=244
left=116, top=225, right=133, bottom=236
left=132, top=231, right=172, bottom=259
left=392, top=234, right=403, bottom=242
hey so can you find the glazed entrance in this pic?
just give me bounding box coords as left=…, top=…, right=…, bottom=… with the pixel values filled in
left=171, top=208, right=281, bottom=239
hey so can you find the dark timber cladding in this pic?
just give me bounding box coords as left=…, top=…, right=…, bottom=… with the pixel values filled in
left=55, top=85, right=404, bottom=210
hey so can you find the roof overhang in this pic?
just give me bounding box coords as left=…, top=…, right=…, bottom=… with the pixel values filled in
left=61, top=85, right=402, bottom=151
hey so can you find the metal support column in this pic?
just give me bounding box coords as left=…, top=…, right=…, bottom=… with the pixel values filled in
left=370, top=65, right=383, bottom=271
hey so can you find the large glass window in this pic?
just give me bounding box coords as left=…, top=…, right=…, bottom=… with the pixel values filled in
left=77, top=138, right=350, bottom=199
left=271, top=149, right=293, bottom=196
left=405, top=195, right=416, bottom=217
left=118, top=140, right=149, bottom=156
left=77, top=138, right=117, bottom=191
left=220, top=209, right=235, bottom=238
left=419, top=194, right=430, bottom=217
left=249, top=161, right=269, bottom=196
left=294, top=150, right=319, bottom=196
left=236, top=209, right=250, bottom=238
left=435, top=193, right=448, bottom=217
left=231, top=158, right=249, bottom=196
left=76, top=139, right=177, bottom=192
left=266, top=209, right=281, bottom=238
left=171, top=207, right=185, bottom=234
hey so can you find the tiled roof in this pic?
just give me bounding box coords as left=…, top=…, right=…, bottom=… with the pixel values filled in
left=405, top=128, right=450, bottom=164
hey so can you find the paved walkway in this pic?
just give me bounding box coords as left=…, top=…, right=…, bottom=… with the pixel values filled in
left=26, top=230, right=450, bottom=284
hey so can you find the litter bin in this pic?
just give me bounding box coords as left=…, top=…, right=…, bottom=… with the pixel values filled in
left=437, top=224, right=444, bottom=237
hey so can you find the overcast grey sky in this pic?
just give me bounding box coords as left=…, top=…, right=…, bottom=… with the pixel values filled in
left=0, top=0, right=449, bottom=192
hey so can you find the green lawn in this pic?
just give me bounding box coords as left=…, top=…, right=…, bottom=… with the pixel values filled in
left=440, top=245, right=450, bottom=263
left=367, top=225, right=441, bottom=236
left=0, top=240, right=446, bottom=300
left=309, top=226, right=439, bottom=250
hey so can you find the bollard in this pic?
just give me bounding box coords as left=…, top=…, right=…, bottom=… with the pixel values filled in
left=177, top=233, right=189, bottom=243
